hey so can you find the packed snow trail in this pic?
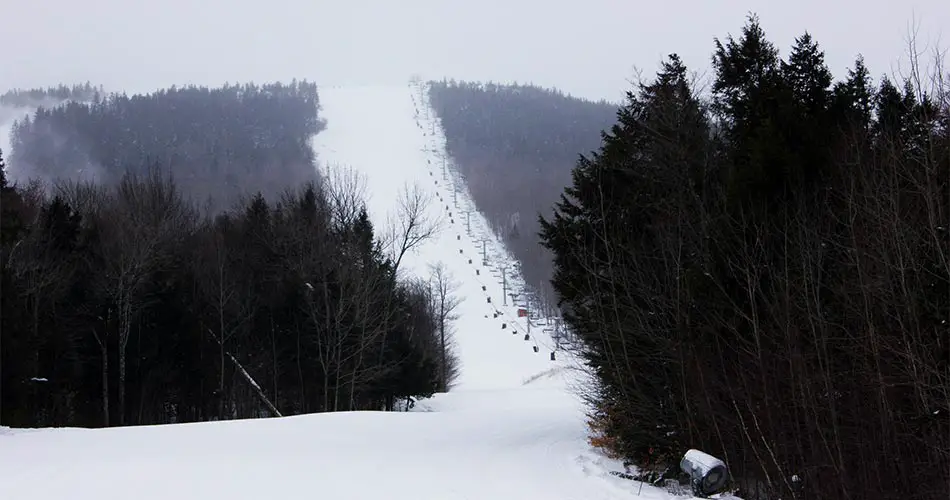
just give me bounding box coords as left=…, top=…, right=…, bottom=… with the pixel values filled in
left=315, top=84, right=563, bottom=391
left=0, top=83, right=697, bottom=500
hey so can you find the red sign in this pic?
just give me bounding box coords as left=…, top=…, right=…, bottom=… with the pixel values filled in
left=517, top=308, right=528, bottom=317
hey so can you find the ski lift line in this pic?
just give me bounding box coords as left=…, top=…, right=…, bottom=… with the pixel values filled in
left=409, top=85, right=559, bottom=359
left=474, top=280, right=557, bottom=352
left=462, top=264, right=551, bottom=354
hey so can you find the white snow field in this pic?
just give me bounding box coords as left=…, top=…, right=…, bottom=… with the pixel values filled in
left=0, top=83, right=706, bottom=500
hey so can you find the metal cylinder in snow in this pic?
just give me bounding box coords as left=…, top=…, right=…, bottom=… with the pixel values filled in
left=680, top=449, right=728, bottom=497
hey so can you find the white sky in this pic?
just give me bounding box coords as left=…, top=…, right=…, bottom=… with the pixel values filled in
left=1, top=0, right=948, bottom=103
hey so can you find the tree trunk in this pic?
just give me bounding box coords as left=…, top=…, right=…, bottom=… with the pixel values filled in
left=440, top=321, right=446, bottom=392
left=218, top=299, right=226, bottom=420
left=271, top=320, right=278, bottom=413
left=225, top=350, right=281, bottom=417
left=118, top=297, right=132, bottom=427
left=118, top=345, right=126, bottom=426
left=118, top=336, right=126, bottom=426
left=100, top=335, right=109, bottom=427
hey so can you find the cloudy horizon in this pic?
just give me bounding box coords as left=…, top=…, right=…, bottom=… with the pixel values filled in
left=1, top=1, right=948, bottom=103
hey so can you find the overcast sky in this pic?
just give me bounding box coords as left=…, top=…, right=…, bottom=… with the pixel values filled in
left=1, top=0, right=948, bottom=103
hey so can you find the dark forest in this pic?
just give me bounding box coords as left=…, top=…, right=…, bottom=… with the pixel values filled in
left=540, top=16, right=948, bottom=500
left=0, top=81, right=460, bottom=429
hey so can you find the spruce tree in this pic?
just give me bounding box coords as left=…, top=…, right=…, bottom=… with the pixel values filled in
left=782, top=32, right=832, bottom=117
left=541, top=54, right=710, bottom=466
left=832, top=55, right=875, bottom=132
left=783, top=32, right=834, bottom=184
left=0, top=149, right=24, bottom=247
left=712, top=14, right=794, bottom=204
left=711, top=14, right=781, bottom=133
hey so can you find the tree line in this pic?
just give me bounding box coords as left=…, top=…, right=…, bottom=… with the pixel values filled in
left=7, top=81, right=323, bottom=210
left=540, top=15, right=948, bottom=500
left=0, top=83, right=103, bottom=109
left=426, top=80, right=618, bottom=299
left=1, top=148, right=460, bottom=428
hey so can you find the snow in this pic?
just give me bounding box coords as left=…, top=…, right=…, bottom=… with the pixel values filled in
left=0, top=82, right=702, bottom=500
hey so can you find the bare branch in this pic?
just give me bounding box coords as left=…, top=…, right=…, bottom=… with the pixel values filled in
left=387, top=181, right=442, bottom=274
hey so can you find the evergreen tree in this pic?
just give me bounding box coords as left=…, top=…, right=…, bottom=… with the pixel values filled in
left=831, top=55, right=875, bottom=132
left=544, top=16, right=948, bottom=498
left=0, top=149, right=24, bottom=246
left=541, top=54, right=710, bottom=465
left=711, top=14, right=795, bottom=203
left=782, top=32, right=832, bottom=117
left=783, top=32, right=835, bottom=184
left=711, top=14, right=781, bottom=133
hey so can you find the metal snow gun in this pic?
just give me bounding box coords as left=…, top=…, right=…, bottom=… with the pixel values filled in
left=680, top=449, right=728, bottom=497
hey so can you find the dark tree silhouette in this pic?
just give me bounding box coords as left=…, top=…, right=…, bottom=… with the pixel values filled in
left=541, top=15, right=949, bottom=500
left=0, top=166, right=456, bottom=428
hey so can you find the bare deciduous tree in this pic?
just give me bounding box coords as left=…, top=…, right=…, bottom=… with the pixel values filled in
left=428, top=262, right=461, bottom=391
left=95, top=171, right=194, bottom=425
left=321, top=163, right=368, bottom=228
left=386, top=181, right=441, bottom=275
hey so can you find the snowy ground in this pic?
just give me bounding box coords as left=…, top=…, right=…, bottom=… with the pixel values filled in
left=0, top=83, right=707, bottom=500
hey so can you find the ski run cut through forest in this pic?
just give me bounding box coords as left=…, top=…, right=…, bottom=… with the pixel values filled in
left=0, top=83, right=713, bottom=500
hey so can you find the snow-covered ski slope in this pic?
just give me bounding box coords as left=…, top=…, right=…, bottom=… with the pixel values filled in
left=0, top=83, right=699, bottom=500
left=316, top=83, right=573, bottom=392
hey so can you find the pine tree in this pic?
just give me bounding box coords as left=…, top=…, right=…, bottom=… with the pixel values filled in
left=0, top=149, right=25, bottom=247
left=831, top=55, right=875, bottom=132
left=711, top=14, right=795, bottom=203
left=39, top=196, right=82, bottom=253
left=711, top=14, right=781, bottom=133
left=782, top=32, right=832, bottom=116
left=874, top=77, right=917, bottom=140
left=782, top=32, right=835, bottom=184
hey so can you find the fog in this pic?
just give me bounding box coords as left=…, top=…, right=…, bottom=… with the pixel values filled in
left=1, top=0, right=948, bottom=103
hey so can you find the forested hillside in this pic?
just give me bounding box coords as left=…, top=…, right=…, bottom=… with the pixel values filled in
left=427, top=81, right=617, bottom=296
left=0, top=156, right=458, bottom=428
left=7, top=81, right=323, bottom=210
left=0, top=78, right=462, bottom=429
left=541, top=15, right=949, bottom=500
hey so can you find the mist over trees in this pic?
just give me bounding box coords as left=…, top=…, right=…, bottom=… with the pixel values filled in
left=541, top=15, right=949, bottom=500
left=1, top=83, right=103, bottom=109
left=426, top=80, right=618, bottom=297
left=0, top=154, right=460, bottom=428
left=0, top=76, right=470, bottom=431
left=7, top=81, right=324, bottom=210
